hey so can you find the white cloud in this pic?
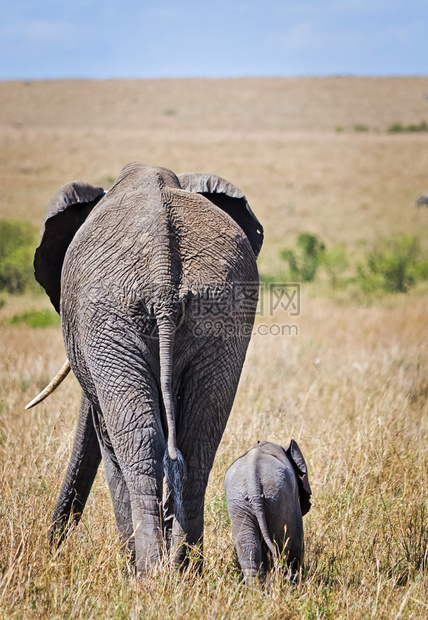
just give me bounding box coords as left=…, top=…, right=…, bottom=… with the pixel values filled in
left=279, top=21, right=319, bottom=50
left=2, top=19, right=90, bottom=48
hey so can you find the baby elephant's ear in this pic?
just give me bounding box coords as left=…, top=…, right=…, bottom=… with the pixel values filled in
left=286, top=439, right=312, bottom=516
left=34, top=181, right=105, bottom=313
left=178, top=172, right=264, bottom=258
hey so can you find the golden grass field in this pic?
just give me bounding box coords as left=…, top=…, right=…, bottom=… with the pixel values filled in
left=1, top=77, right=428, bottom=618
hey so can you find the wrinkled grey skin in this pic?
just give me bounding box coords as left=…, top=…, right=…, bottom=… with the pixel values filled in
left=224, top=440, right=311, bottom=584
left=34, top=162, right=263, bottom=573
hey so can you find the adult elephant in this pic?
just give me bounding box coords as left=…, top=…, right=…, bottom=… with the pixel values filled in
left=29, top=162, right=263, bottom=573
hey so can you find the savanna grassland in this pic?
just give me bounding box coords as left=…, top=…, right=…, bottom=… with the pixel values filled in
left=1, top=77, right=428, bottom=618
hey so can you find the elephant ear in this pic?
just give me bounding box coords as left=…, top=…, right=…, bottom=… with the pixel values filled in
left=34, top=181, right=105, bottom=313
left=284, top=439, right=312, bottom=516
left=178, top=172, right=264, bottom=257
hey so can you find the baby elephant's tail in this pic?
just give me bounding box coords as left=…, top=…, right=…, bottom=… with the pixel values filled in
left=255, top=502, right=277, bottom=560
left=247, top=464, right=277, bottom=560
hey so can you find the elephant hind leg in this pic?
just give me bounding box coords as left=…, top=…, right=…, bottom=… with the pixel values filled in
left=92, top=409, right=135, bottom=559
left=93, top=366, right=166, bottom=573
left=50, top=393, right=101, bottom=547
left=231, top=514, right=265, bottom=585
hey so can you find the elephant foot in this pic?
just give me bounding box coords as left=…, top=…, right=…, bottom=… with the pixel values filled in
left=242, top=568, right=266, bottom=588
left=170, top=539, right=204, bottom=573
left=48, top=510, right=80, bottom=549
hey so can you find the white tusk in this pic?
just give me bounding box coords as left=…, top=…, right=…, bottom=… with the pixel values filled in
left=25, top=360, right=71, bottom=410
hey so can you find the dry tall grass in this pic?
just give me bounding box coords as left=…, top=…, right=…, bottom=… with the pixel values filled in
left=0, top=78, right=428, bottom=618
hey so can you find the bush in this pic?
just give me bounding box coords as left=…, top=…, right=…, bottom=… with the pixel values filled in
left=8, top=309, right=60, bottom=328
left=387, top=121, right=428, bottom=134
left=279, top=233, right=349, bottom=287
left=280, top=233, right=327, bottom=282
left=356, top=236, right=428, bottom=293
left=0, top=220, right=38, bottom=293
left=354, top=124, right=369, bottom=133
left=277, top=232, right=428, bottom=295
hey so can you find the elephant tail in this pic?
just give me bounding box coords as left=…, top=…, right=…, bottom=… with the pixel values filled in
left=255, top=502, right=277, bottom=560
left=158, top=317, right=187, bottom=524
left=247, top=456, right=276, bottom=559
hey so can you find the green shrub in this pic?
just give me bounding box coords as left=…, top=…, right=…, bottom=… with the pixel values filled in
left=356, top=236, right=428, bottom=293
left=277, top=233, right=427, bottom=295
left=354, top=124, right=369, bottom=133
left=280, top=233, right=327, bottom=282
left=387, top=121, right=428, bottom=134
left=279, top=233, right=349, bottom=286
left=8, top=309, right=60, bottom=328
left=322, top=245, right=349, bottom=287
left=0, top=220, right=38, bottom=293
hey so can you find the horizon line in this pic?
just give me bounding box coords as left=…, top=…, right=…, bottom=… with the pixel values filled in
left=1, top=73, right=428, bottom=82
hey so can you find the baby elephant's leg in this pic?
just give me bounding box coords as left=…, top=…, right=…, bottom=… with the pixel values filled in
left=231, top=513, right=266, bottom=585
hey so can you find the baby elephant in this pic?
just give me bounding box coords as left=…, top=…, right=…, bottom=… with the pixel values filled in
left=224, top=440, right=312, bottom=584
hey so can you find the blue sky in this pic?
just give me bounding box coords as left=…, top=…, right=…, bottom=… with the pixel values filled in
left=1, top=0, right=427, bottom=79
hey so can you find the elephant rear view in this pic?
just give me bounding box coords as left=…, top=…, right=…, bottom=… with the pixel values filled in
left=32, top=162, right=263, bottom=573
left=225, top=440, right=312, bottom=584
